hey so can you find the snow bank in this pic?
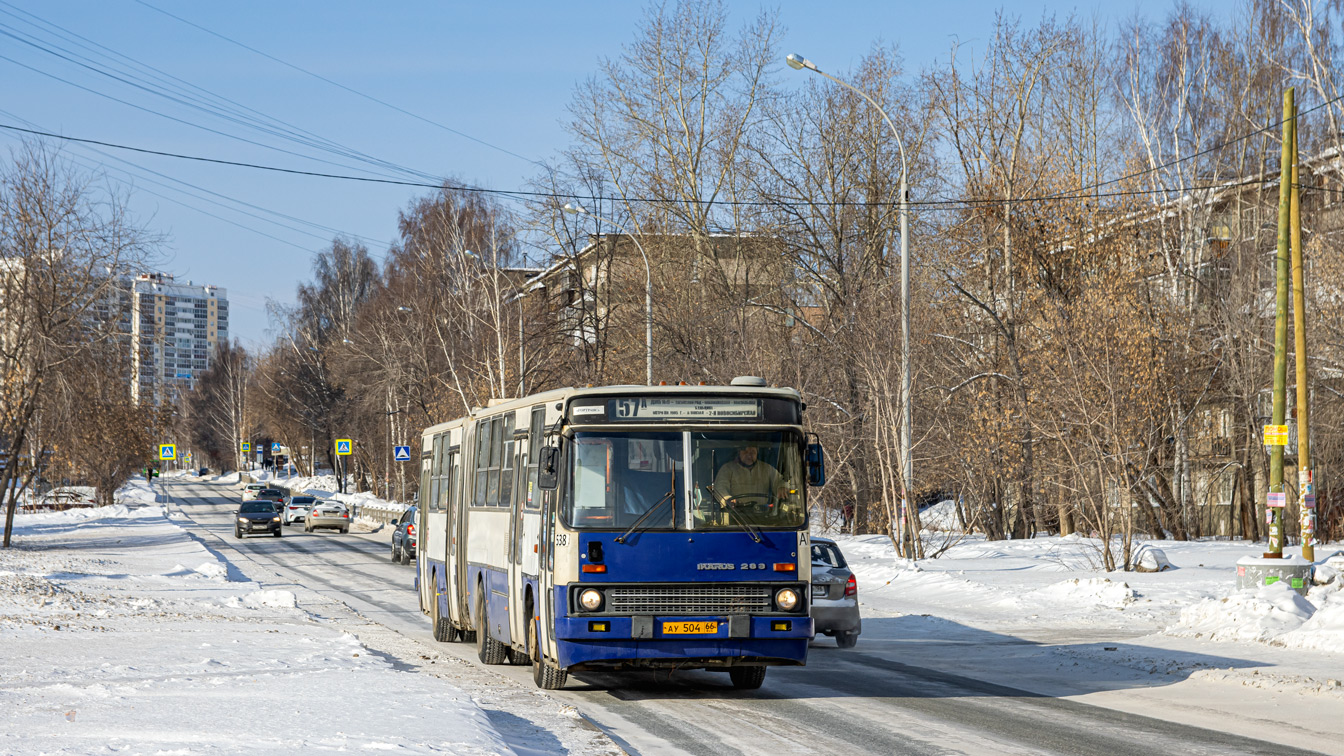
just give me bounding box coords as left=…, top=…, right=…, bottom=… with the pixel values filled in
left=1281, top=587, right=1344, bottom=653
left=1168, top=582, right=1316, bottom=643
left=1164, top=577, right=1344, bottom=654
left=0, top=499, right=540, bottom=755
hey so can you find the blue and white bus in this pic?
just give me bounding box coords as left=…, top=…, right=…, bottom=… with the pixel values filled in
left=415, top=377, right=825, bottom=689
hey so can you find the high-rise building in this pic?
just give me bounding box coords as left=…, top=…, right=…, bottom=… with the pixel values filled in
left=128, top=273, right=228, bottom=405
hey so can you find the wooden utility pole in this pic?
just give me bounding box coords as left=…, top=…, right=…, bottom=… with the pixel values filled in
left=1290, top=100, right=1316, bottom=562
left=1266, top=88, right=1294, bottom=558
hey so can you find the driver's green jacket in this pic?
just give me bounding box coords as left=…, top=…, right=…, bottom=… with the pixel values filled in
left=713, top=459, right=786, bottom=501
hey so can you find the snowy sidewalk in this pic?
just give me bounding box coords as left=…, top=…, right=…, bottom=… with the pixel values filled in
left=0, top=494, right=615, bottom=755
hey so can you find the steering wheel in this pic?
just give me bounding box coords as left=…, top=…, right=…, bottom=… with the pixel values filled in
left=717, top=490, right=780, bottom=520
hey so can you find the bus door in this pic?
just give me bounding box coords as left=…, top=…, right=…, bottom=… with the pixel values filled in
left=513, top=406, right=546, bottom=652
left=442, top=445, right=461, bottom=628
left=418, top=453, right=433, bottom=614
left=535, top=422, right=561, bottom=663
left=452, top=439, right=471, bottom=630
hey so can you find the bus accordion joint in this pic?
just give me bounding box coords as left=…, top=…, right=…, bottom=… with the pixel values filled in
left=581, top=564, right=607, bottom=573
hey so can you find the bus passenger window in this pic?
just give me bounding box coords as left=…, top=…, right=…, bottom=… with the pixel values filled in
left=474, top=420, right=491, bottom=507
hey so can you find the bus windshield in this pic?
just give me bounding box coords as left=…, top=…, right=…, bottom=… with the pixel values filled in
left=691, top=431, right=805, bottom=530
left=566, top=431, right=684, bottom=530
left=562, top=429, right=806, bottom=531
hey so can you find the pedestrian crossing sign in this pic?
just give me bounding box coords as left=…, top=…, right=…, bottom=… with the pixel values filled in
left=241, top=441, right=251, bottom=453
left=335, top=439, right=353, bottom=456
left=159, top=444, right=176, bottom=460
left=393, top=445, right=412, bottom=462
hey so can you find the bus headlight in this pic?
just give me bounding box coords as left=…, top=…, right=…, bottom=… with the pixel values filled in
left=579, top=588, right=604, bottom=612
left=775, top=588, right=800, bottom=612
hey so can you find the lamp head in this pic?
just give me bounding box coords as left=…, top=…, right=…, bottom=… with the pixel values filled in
left=562, top=202, right=587, bottom=215
left=785, top=53, right=815, bottom=71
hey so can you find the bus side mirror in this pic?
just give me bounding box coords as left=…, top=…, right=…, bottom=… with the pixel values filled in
left=806, top=443, right=826, bottom=487
left=537, top=445, right=560, bottom=490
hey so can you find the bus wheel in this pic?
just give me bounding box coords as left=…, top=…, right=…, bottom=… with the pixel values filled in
left=432, top=592, right=455, bottom=642
left=475, top=594, right=507, bottom=665
left=530, top=618, right=567, bottom=690
left=729, top=666, right=767, bottom=690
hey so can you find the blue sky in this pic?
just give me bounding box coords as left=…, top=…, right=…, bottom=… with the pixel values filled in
left=1, top=0, right=1184, bottom=346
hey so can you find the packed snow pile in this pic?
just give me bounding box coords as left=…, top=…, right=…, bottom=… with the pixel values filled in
left=919, top=500, right=961, bottom=531
left=233, top=589, right=299, bottom=609
left=165, top=561, right=229, bottom=581
left=1020, top=577, right=1136, bottom=608
left=1168, top=582, right=1315, bottom=643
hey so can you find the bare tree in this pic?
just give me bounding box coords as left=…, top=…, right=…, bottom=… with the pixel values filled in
left=0, top=144, right=152, bottom=546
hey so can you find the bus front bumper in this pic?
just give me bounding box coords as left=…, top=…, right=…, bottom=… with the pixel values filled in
left=553, top=615, right=813, bottom=668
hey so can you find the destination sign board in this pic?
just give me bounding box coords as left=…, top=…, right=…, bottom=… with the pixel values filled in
left=606, top=397, right=761, bottom=421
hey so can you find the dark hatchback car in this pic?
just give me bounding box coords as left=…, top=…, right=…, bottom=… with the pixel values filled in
left=235, top=501, right=282, bottom=538
left=391, top=506, right=417, bottom=564
left=810, top=537, right=860, bottom=647
left=255, top=488, right=287, bottom=506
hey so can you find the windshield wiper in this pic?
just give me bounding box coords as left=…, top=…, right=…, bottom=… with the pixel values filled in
left=615, top=489, right=675, bottom=544
left=703, top=485, right=762, bottom=543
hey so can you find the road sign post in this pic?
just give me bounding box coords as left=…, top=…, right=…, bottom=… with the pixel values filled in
left=335, top=439, right=353, bottom=494
left=393, top=445, right=412, bottom=503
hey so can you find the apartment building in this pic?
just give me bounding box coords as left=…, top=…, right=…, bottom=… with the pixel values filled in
left=128, top=273, right=228, bottom=405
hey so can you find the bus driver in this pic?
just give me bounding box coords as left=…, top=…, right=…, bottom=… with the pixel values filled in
left=713, top=444, right=792, bottom=515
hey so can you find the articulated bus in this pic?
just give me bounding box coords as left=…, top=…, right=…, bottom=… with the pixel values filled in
left=415, top=377, right=826, bottom=689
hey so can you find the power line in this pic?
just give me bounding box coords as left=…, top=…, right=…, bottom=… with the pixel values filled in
left=0, top=110, right=384, bottom=253
left=0, top=52, right=421, bottom=181
left=0, top=5, right=451, bottom=185
left=0, top=121, right=1299, bottom=211
left=132, top=0, right=546, bottom=170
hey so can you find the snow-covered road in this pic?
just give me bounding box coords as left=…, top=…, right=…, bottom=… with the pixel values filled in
left=5, top=476, right=1342, bottom=755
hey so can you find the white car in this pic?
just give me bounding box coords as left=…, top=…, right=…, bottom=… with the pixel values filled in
left=283, top=495, right=318, bottom=525
left=241, top=483, right=266, bottom=502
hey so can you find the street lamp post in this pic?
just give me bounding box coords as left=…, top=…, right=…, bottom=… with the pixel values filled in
left=561, top=203, right=654, bottom=386
left=786, top=53, right=913, bottom=540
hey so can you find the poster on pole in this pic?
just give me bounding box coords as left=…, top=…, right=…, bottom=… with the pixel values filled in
left=1263, top=425, right=1289, bottom=446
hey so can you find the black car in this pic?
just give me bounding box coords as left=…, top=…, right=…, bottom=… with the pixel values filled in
left=391, top=506, right=417, bottom=564
left=197, top=467, right=210, bottom=476
left=235, top=501, right=282, bottom=538
left=255, top=488, right=286, bottom=505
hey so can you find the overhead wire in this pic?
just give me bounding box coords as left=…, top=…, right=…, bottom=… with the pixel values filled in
left=0, top=23, right=436, bottom=184
left=0, top=109, right=384, bottom=253
left=0, top=2, right=454, bottom=183
left=0, top=121, right=1314, bottom=212
left=132, top=0, right=547, bottom=170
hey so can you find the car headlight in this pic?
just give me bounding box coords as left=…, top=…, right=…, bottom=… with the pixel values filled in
left=775, top=588, right=800, bottom=612
left=238, top=517, right=248, bottom=523
left=272, top=517, right=280, bottom=522
left=578, top=588, right=603, bottom=612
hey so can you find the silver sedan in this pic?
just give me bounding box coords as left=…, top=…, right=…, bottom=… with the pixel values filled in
left=304, top=500, right=351, bottom=534
left=810, top=537, right=861, bottom=648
